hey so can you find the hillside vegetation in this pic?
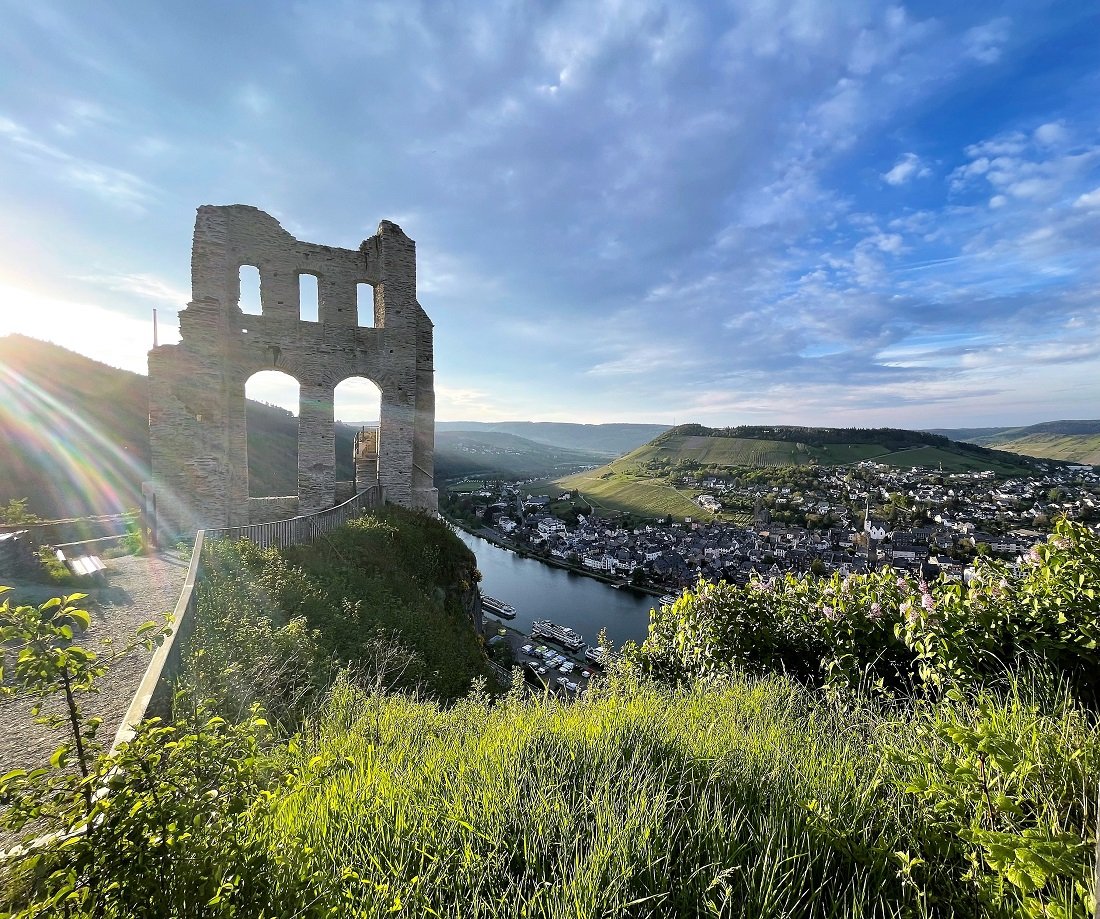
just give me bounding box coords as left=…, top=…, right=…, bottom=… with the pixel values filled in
left=187, top=506, right=490, bottom=712
left=433, top=430, right=605, bottom=481
left=932, top=420, right=1100, bottom=466
left=990, top=434, right=1100, bottom=466
left=555, top=423, right=1032, bottom=520
left=4, top=521, right=1100, bottom=917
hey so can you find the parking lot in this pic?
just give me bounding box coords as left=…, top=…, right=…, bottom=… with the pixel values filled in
left=484, top=619, right=599, bottom=695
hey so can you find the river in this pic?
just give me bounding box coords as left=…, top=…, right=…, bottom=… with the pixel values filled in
left=455, top=530, right=659, bottom=649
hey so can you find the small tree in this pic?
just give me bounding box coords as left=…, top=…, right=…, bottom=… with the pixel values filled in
left=0, top=587, right=161, bottom=833
left=0, top=497, right=40, bottom=526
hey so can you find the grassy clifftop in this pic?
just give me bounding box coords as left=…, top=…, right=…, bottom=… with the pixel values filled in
left=185, top=506, right=490, bottom=717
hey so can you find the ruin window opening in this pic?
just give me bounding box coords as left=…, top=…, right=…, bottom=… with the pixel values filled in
left=239, top=265, right=262, bottom=315
left=299, top=273, right=319, bottom=322
left=334, top=376, right=382, bottom=489
left=244, top=370, right=299, bottom=499
left=356, top=283, right=374, bottom=328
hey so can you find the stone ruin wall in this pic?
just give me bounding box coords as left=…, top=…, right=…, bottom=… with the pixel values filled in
left=148, top=205, right=436, bottom=535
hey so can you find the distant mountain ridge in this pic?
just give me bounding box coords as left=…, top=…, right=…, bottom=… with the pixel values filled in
left=435, top=421, right=669, bottom=457
left=0, top=335, right=659, bottom=518
left=929, top=420, right=1100, bottom=443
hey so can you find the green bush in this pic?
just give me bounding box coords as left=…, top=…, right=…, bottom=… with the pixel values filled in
left=183, top=507, right=490, bottom=725
left=634, top=518, right=1100, bottom=704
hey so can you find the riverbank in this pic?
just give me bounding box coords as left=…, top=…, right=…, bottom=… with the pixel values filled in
left=445, top=514, right=665, bottom=597
left=450, top=528, right=656, bottom=648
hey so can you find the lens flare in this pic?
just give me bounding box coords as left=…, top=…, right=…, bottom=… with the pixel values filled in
left=0, top=361, right=148, bottom=518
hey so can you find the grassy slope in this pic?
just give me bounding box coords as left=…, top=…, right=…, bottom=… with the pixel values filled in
left=931, top=421, right=1100, bottom=464
left=268, top=677, right=925, bottom=917
left=557, top=428, right=1031, bottom=519
left=192, top=508, right=489, bottom=709
left=559, top=466, right=713, bottom=519
left=873, top=444, right=1028, bottom=474
left=993, top=434, right=1100, bottom=465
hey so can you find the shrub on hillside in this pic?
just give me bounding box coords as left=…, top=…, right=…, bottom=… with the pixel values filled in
left=633, top=518, right=1100, bottom=703
left=184, top=508, right=490, bottom=724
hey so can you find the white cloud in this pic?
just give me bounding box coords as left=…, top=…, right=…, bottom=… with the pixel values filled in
left=237, top=85, right=273, bottom=116
left=1034, top=122, right=1067, bottom=147
left=76, top=272, right=190, bottom=305
left=1074, top=186, right=1100, bottom=210
left=0, top=114, right=155, bottom=213
left=964, top=17, right=1010, bottom=64
left=883, top=153, right=929, bottom=185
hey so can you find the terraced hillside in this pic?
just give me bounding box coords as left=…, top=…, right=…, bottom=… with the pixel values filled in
left=992, top=434, right=1100, bottom=466
left=555, top=466, right=712, bottom=520
left=555, top=424, right=1033, bottom=520
left=931, top=420, right=1100, bottom=465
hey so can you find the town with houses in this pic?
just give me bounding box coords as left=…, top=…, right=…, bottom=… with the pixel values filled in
left=447, top=459, right=1100, bottom=592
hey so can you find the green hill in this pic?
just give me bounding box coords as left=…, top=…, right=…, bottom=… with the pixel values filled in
left=991, top=434, right=1100, bottom=466
left=556, top=423, right=1033, bottom=519
left=930, top=421, right=1100, bottom=466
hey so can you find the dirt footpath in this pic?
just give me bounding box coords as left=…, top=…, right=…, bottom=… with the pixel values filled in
left=0, top=550, right=189, bottom=774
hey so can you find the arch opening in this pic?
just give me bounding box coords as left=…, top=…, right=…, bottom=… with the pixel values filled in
left=334, top=376, right=381, bottom=496
left=245, top=370, right=299, bottom=500
left=299, top=273, right=319, bottom=322
left=356, top=283, right=374, bottom=328
left=239, top=265, right=262, bottom=315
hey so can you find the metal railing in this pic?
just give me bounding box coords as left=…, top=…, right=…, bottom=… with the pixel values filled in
left=204, top=485, right=381, bottom=548
left=109, top=485, right=382, bottom=752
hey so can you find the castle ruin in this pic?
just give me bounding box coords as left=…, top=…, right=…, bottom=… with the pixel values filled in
left=148, top=205, right=436, bottom=535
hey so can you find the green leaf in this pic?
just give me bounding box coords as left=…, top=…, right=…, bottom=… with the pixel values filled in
left=49, top=746, right=69, bottom=769
left=67, top=609, right=91, bottom=631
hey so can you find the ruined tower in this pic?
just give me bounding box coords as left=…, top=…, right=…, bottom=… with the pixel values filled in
left=148, top=205, right=436, bottom=535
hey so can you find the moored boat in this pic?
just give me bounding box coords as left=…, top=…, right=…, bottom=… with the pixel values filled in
left=531, top=618, right=585, bottom=652
left=481, top=596, right=517, bottom=619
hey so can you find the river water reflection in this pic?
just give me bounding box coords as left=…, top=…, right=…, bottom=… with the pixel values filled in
left=455, top=530, right=657, bottom=649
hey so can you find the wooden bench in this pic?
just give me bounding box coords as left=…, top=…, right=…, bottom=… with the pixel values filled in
left=55, top=549, right=107, bottom=581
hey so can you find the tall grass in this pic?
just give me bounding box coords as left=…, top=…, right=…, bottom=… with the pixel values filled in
left=232, top=670, right=1090, bottom=918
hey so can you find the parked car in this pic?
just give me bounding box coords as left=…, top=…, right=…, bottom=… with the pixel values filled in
left=521, top=644, right=535, bottom=655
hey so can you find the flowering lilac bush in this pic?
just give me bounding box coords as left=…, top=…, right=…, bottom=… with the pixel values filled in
left=636, top=518, right=1100, bottom=702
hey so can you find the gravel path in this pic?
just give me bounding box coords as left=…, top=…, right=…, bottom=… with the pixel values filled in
left=0, top=550, right=190, bottom=775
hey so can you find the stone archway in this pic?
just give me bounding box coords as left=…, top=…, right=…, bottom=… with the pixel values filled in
left=147, top=205, right=436, bottom=535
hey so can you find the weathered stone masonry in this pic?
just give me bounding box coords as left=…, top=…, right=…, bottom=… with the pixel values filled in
left=148, top=205, right=436, bottom=535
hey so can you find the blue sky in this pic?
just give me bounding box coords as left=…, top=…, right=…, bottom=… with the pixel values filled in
left=0, top=0, right=1098, bottom=427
